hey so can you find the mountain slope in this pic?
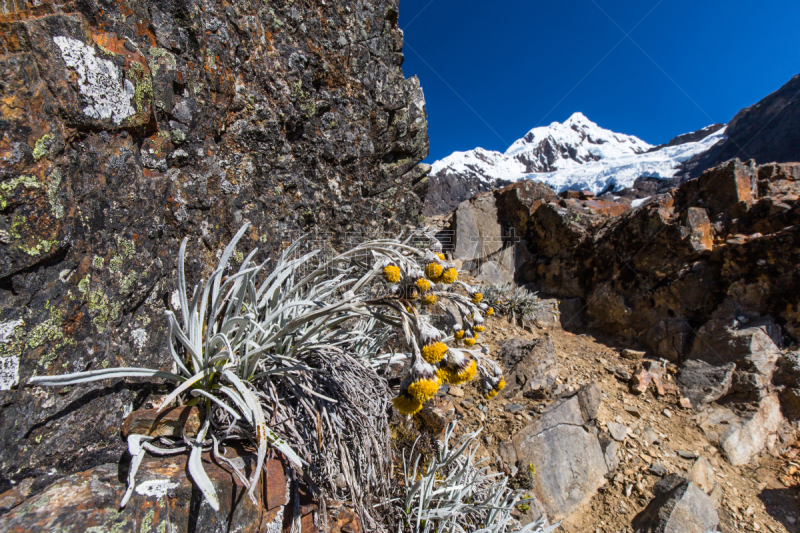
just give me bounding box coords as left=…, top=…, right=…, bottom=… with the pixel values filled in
left=681, top=73, right=800, bottom=178
left=424, top=113, right=726, bottom=216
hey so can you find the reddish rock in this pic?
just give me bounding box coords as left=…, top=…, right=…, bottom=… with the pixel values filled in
left=583, top=198, right=631, bottom=217
left=631, top=366, right=652, bottom=394
left=264, top=458, right=288, bottom=511
left=121, top=406, right=203, bottom=439
left=0, top=453, right=279, bottom=533
left=673, top=159, right=757, bottom=218
left=681, top=207, right=714, bottom=252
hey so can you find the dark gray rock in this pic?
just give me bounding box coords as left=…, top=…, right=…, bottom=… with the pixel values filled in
left=633, top=475, right=721, bottom=533
left=677, top=359, right=736, bottom=409
left=648, top=463, right=668, bottom=477
left=557, top=298, right=583, bottom=330
left=774, top=351, right=800, bottom=388
left=499, top=337, right=559, bottom=399
left=689, top=302, right=781, bottom=377
left=642, top=319, right=694, bottom=362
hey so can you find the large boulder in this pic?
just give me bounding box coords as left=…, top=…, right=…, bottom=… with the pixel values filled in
left=499, top=337, right=558, bottom=399
left=500, top=384, right=617, bottom=522
left=696, top=394, right=784, bottom=466
left=632, top=475, right=721, bottom=533
left=448, top=191, right=532, bottom=284
left=689, top=302, right=781, bottom=377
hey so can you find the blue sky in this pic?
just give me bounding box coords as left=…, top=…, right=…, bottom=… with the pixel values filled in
left=399, top=0, right=800, bottom=163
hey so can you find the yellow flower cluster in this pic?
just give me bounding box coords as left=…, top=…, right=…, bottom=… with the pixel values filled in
left=454, top=330, right=465, bottom=340
left=484, top=378, right=506, bottom=399
left=437, top=359, right=477, bottom=386
left=487, top=307, right=494, bottom=316
left=383, top=265, right=401, bottom=283
left=421, top=293, right=437, bottom=305
left=441, top=267, right=458, bottom=284
left=421, top=342, right=448, bottom=364
left=473, top=325, right=485, bottom=332
left=471, top=292, right=483, bottom=304
left=424, top=262, right=443, bottom=280
left=393, top=393, right=423, bottom=416
left=415, top=278, right=431, bottom=292
left=436, top=252, right=445, bottom=261
left=463, top=337, right=476, bottom=347
left=408, top=376, right=441, bottom=403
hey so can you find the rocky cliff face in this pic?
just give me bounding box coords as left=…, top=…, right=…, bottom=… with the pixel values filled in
left=0, top=0, right=428, bottom=490
left=445, top=159, right=800, bottom=353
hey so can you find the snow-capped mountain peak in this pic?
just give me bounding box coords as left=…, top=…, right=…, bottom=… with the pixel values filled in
left=429, top=113, right=727, bottom=197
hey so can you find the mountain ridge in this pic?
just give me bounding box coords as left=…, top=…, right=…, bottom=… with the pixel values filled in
left=425, top=113, right=726, bottom=216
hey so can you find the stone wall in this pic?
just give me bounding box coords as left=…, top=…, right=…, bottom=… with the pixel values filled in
left=0, top=0, right=429, bottom=490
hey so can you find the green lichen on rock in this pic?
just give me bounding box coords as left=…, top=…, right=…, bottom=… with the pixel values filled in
left=78, top=275, right=91, bottom=294
left=127, top=62, right=153, bottom=116
left=0, top=175, right=40, bottom=210
left=92, top=255, right=105, bottom=269
left=0, top=320, right=26, bottom=360
left=26, top=307, right=76, bottom=369
left=233, top=250, right=244, bottom=264
left=108, top=255, right=123, bottom=273
left=32, top=134, right=54, bottom=162
left=86, top=287, right=122, bottom=334
left=47, top=170, right=64, bottom=220
left=119, top=237, right=136, bottom=258
left=120, top=271, right=139, bottom=294
left=148, top=46, right=177, bottom=74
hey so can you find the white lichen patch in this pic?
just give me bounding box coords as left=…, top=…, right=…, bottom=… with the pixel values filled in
left=131, top=328, right=147, bottom=349
left=0, top=356, right=20, bottom=391
left=135, top=479, right=180, bottom=498
left=170, top=290, right=182, bottom=311
left=0, top=319, right=23, bottom=344
left=52, top=36, right=136, bottom=125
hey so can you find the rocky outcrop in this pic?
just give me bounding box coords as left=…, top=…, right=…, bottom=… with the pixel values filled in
left=499, top=384, right=618, bottom=522
left=0, top=0, right=428, bottom=496
left=424, top=171, right=508, bottom=217
left=445, top=159, right=800, bottom=352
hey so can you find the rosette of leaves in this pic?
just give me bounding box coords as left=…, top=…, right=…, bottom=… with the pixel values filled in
left=477, top=283, right=539, bottom=325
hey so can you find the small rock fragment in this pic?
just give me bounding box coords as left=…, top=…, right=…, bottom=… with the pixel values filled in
left=622, top=349, right=646, bottom=360
left=649, top=462, right=668, bottom=476
left=607, top=422, right=628, bottom=442
left=448, top=386, right=464, bottom=398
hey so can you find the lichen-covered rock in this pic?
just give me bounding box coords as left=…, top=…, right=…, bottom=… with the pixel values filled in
left=0, top=0, right=428, bottom=492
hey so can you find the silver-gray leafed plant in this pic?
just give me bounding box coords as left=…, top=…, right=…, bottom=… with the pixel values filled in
left=400, top=420, right=559, bottom=533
